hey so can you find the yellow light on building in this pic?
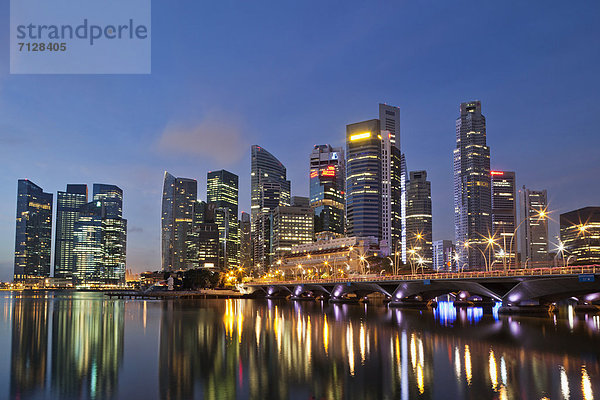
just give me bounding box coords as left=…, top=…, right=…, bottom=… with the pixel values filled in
left=350, top=132, right=372, bottom=141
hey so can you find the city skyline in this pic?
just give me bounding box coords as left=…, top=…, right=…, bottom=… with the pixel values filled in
left=1, top=2, right=600, bottom=278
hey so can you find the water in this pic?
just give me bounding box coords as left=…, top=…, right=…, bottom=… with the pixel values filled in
left=0, top=291, right=599, bottom=400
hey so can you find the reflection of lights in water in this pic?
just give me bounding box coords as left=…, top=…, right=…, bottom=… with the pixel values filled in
left=489, top=349, right=498, bottom=390
left=500, top=356, right=507, bottom=385
left=499, top=386, right=508, bottom=400
left=237, top=311, right=243, bottom=343
left=434, top=301, right=456, bottom=325
left=401, top=332, right=409, bottom=400
left=323, top=315, right=329, bottom=354
left=297, top=314, right=302, bottom=341
left=417, top=364, right=424, bottom=394
left=466, top=307, right=483, bottom=323
left=582, top=366, right=593, bottom=400
left=346, top=324, right=355, bottom=376
left=418, top=338, right=424, bottom=366
left=465, top=345, right=472, bottom=385
left=395, top=335, right=401, bottom=377
left=224, top=299, right=234, bottom=336
left=594, top=315, right=600, bottom=331
left=492, top=302, right=501, bottom=320
left=306, top=317, right=311, bottom=364
left=359, top=324, right=366, bottom=363
left=410, top=334, right=417, bottom=370
left=143, top=301, right=147, bottom=330
left=568, top=305, right=574, bottom=330
left=560, top=365, right=570, bottom=400
left=454, top=347, right=461, bottom=381
left=255, top=314, right=261, bottom=346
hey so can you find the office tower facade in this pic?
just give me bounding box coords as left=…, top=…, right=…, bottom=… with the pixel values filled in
left=381, top=131, right=403, bottom=256
left=239, top=212, right=252, bottom=268
left=519, top=187, right=549, bottom=266
left=54, top=184, right=88, bottom=279
left=433, top=240, right=455, bottom=272
left=161, top=172, right=198, bottom=271
left=491, top=171, right=517, bottom=267
left=560, top=207, right=600, bottom=265
left=270, top=197, right=314, bottom=262
left=309, top=144, right=345, bottom=238
left=379, top=103, right=400, bottom=148
left=250, top=145, right=291, bottom=267
left=74, top=185, right=127, bottom=283
left=454, top=101, right=491, bottom=270
left=346, top=119, right=382, bottom=239
left=406, top=171, right=433, bottom=266
left=14, top=180, right=53, bottom=282
left=186, top=202, right=220, bottom=269
left=207, top=170, right=240, bottom=269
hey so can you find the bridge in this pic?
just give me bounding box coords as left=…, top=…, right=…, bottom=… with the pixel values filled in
left=240, top=265, right=600, bottom=314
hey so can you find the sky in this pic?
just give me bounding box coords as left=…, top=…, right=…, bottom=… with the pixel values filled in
left=0, top=1, right=599, bottom=280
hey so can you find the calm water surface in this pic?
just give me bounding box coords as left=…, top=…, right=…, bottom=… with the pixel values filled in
left=0, top=291, right=599, bottom=400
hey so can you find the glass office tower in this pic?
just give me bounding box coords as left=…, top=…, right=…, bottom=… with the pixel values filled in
left=207, top=169, right=240, bottom=269
left=406, top=171, right=433, bottom=266
left=14, top=179, right=53, bottom=282
left=54, top=184, right=88, bottom=279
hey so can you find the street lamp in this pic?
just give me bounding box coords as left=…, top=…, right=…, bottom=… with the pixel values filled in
left=508, top=207, right=549, bottom=269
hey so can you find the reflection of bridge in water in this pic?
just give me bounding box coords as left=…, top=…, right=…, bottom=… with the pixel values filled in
left=242, top=265, right=600, bottom=313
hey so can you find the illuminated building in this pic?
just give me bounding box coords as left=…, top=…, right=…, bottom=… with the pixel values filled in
left=239, top=212, right=252, bottom=268
left=161, top=172, right=197, bottom=271
left=519, top=186, right=549, bottom=266
left=73, top=184, right=127, bottom=283
left=453, top=101, right=491, bottom=270
left=433, top=240, right=455, bottom=272
left=54, top=184, right=88, bottom=279
left=270, top=197, right=314, bottom=262
left=207, top=169, right=240, bottom=269
left=560, top=207, right=600, bottom=265
left=185, top=201, right=219, bottom=269
left=346, top=119, right=382, bottom=239
left=13, top=179, right=53, bottom=282
left=309, top=144, right=345, bottom=238
left=491, top=171, right=516, bottom=266
left=406, top=171, right=433, bottom=266
left=381, top=131, right=403, bottom=257
left=251, top=145, right=291, bottom=268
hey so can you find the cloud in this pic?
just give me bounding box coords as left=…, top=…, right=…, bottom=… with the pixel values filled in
left=156, top=112, right=248, bottom=165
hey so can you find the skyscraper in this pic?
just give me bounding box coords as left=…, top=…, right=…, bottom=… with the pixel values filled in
left=14, top=179, right=53, bottom=282
left=454, top=101, right=491, bottom=270
left=186, top=201, right=219, bottom=269
left=54, top=184, right=88, bottom=279
left=560, top=207, right=600, bottom=265
left=310, top=144, right=345, bottom=238
left=519, top=186, right=549, bottom=266
left=73, top=184, right=127, bottom=283
left=239, top=212, right=252, bottom=269
left=250, top=145, right=291, bottom=268
left=433, top=240, right=455, bottom=272
left=491, top=171, right=517, bottom=267
left=207, top=170, right=240, bottom=269
left=161, top=172, right=197, bottom=271
left=346, top=119, right=382, bottom=239
left=381, top=131, right=403, bottom=256
left=406, top=171, right=433, bottom=267
left=270, top=197, right=314, bottom=262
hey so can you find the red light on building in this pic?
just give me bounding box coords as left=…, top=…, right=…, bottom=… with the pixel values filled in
left=490, top=171, right=504, bottom=176
left=321, top=165, right=336, bottom=177
left=310, top=170, right=318, bottom=178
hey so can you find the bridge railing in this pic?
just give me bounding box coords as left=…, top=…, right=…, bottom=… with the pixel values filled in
left=247, top=265, right=599, bottom=286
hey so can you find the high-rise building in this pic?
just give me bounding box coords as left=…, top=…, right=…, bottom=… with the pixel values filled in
left=73, top=184, right=127, bottom=283
left=453, top=101, right=491, bottom=270
left=433, top=240, right=455, bottom=272
left=14, top=180, right=53, bottom=282
left=54, top=184, right=88, bottom=279
left=250, top=145, right=291, bottom=268
left=381, top=131, right=403, bottom=257
left=560, top=207, right=600, bottom=265
left=270, top=197, right=314, bottom=262
left=346, top=119, right=382, bottom=239
left=310, top=144, right=345, bottom=238
left=491, top=171, right=517, bottom=267
left=379, top=103, right=400, bottom=148
left=186, top=202, right=219, bottom=269
left=239, top=212, right=252, bottom=269
left=519, top=187, right=549, bottom=266
left=161, top=172, right=197, bottom=271
left=406, top=171, right=433, bottom=267
left=207, top=170, right=239, bottom=269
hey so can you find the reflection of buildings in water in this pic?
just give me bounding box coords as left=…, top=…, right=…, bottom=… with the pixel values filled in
left=10, top=295, right=49, bottom=400
left=51, top=295, right=124, bottom=399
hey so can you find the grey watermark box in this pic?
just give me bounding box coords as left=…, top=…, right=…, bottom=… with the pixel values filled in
left=10, top=0, right=151, bottom=74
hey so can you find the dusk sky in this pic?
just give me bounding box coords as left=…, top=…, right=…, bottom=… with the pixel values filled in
left=1, top=1, right=599, bottom=280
